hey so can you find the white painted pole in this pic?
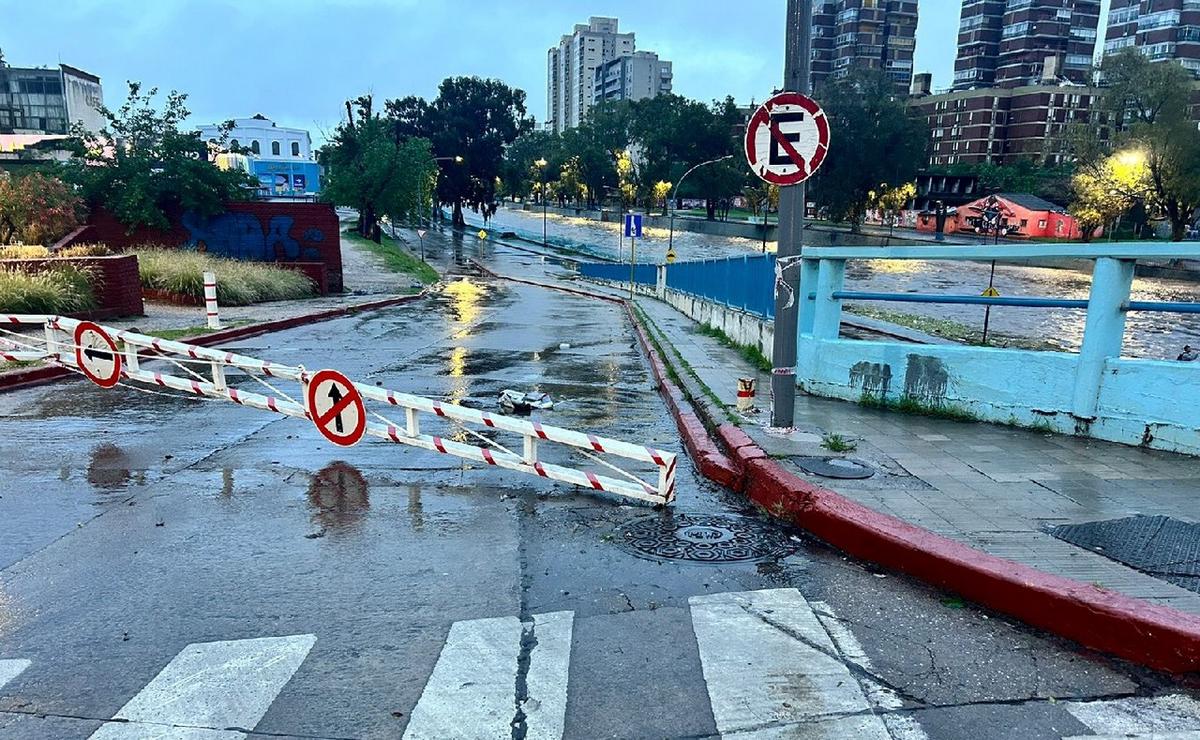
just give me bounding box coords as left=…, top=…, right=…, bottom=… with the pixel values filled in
left=203, top=271, right=221, bottom=330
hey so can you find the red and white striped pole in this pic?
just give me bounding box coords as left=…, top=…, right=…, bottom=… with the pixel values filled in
left=203, top=271, right=221, bottom=330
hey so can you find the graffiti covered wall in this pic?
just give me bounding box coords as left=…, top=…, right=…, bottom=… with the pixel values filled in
left=73, top=202, right=342, bottom=294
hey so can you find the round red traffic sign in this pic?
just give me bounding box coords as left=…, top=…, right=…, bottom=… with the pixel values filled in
left=744, top=92, right=830, bottom=186
left=305, top=369, right=367, bottom=447
left=74, top=321, right=122, bottom=388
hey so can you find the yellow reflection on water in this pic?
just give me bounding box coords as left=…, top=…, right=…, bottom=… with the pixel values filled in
left=444, top=278, right=483, bottom=340
left=864, top=259, right=926, bottom=275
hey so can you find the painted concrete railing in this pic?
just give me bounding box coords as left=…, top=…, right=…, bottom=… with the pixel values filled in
left=577, top=242, right=1200, bottom=455
left=796, top=243, right=1200, bottom=455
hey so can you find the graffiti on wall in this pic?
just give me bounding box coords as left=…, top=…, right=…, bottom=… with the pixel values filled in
left=181, top=211, right=326, bottom=262
left=849, top=361, right=892, bottom=399
left=903, top=354, right=952, bottom=404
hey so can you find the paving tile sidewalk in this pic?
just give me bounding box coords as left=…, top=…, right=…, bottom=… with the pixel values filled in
left=618, top=286, right=1200, bottom=616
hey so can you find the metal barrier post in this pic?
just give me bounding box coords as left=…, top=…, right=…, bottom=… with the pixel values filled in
left=203, top=271, right=221, bottom=330
left=737, top=378, right=756, bottom=412
left=1071, top=257, right=1135, bottom=419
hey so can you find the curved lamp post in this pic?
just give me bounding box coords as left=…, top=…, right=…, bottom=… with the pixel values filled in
left=668, top=154, right=735, bottom=259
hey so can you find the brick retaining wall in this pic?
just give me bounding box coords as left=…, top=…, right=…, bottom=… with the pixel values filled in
left=2, top=254, right=143, bottom=319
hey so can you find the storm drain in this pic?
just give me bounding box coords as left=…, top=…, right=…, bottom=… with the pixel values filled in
left=1049, top=515, right=1200, bottom=594
left=795, top=456, right=876, bottom=480
left=616, top=513, right=798, bottom=564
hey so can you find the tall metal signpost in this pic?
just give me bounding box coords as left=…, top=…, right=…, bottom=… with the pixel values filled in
left=744, top=0, right=827, bottom=428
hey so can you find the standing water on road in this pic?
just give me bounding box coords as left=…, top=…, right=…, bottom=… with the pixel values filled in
left=485, top=206, right=1200, bottom=360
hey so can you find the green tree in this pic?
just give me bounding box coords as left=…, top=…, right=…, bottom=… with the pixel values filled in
left=388, top=77, right=532, bottom=227
left=0, top=171, right=85, bottom=245
left=1069, top=150, right=1154, bottom=242
left=810, top=71, right=929, bottom=231
left=1094, top=49, right=1200, bottom=240
left=321, top=95, right=437, bottom=241
left=501, top=130, right=559, bottom=201
left=871, top=181, right=917, bottom=228
left=64, top=82, right=255, bottom=231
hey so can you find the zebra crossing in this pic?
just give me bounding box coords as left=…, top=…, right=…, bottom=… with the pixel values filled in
left=1, top=588, right=1198, bottom=739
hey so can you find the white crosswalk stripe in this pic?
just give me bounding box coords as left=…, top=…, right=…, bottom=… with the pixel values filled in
left=0, top=659, right=31, bottom=691
left=402, top=611, right=573, bottom=740
left=689, top=588, right=893, bottom=739
left=87, top=634, right=316, bottom=740
left=1065, top=694, right=1200, bottom=739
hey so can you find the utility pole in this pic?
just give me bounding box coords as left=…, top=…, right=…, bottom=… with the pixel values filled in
left=770, top=0, right=812, bottom=429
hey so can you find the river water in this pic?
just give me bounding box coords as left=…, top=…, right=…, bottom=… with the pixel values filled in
left=478, top=206, right=1200, bottom=360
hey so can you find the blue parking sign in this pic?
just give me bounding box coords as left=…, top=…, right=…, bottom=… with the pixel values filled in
left=624, top=213, right=643, bottom=238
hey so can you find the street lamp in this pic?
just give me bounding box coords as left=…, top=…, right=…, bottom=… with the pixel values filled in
left=668, top=154, right=735, bottom=260
left=535, top=157, right=548, bottom=247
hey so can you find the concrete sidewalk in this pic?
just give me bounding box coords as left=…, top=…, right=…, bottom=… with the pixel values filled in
left=612, top=283, right=1200, bottom=617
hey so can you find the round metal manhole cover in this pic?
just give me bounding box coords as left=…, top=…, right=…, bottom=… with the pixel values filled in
left=616, top=514, right=798, bottom=564
left=795, top=456, right=875, bottom=480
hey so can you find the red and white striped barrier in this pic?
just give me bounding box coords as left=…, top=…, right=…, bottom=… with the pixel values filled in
left=203, top=271, right=221, bottom=330
left=3, top=314, right=677, bottom=505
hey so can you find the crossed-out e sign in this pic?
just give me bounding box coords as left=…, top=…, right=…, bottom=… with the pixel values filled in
left=306, top=368, right=367, bottom=447
left=745, top=92, right=830, bottom=186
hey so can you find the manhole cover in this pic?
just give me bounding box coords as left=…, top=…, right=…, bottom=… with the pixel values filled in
left=795, top=456, right=875, bottom=480
left=616, top=513, right=798, bottom=564
left=1050, top=515, right=1200, bottom=594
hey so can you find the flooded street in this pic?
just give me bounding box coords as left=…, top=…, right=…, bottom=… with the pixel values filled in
left=0, top=238, right=1185, bottom=738
left=486, top=206, right=1200, bottom=360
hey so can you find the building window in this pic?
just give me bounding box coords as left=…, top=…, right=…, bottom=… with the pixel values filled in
left=291, top=141, right=301, bottom=157
left=251, top=140, right=261, bottom=155
left=271, top=141, right=281, bottom=156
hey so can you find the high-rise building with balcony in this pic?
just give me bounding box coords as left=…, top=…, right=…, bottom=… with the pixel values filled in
left=547, top=17, right=674, bottom=133
left=954, top=0, right=1007, bottom=89
left=1104, top=0, right=1200, bottom=77
left=953, top=1, right=1101, bottom=89
left=810, top=0, right=919, bottom=94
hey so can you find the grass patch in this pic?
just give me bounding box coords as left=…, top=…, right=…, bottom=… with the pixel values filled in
left=859, top=391, right=978, bottom=422
left=821, top=433, right=857, bottom=452
left=843, top=305, right=1057, bottom=351
left=135, top=249, right=316, bottom=306
left=342, top=230, right=439, bottom=285
left=0, top=359, right=41, bottom=372
left=632, top=304, right=739, bottom=425
left=0, top=265, right=96, bottom=313
left=696, top=323, right=773, bottom=373
left=58, top=243, right=113, bottom=258
left=0, top=245, right=50, bottom=259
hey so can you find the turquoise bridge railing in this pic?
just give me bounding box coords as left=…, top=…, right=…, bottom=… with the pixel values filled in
left=575, top=242, right=1200, bottom=455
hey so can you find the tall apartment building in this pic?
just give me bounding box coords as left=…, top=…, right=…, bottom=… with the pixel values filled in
left=546, top=17, right=635, bottom=134
left=810, top=0, right=919, bottom=94
left=1104, top=1, right=1200, bottom=77
left=593, top=51, right=673, bottom=105
left=954, top=0, right=1007, bottom=89
left=953, top=1, right=1101, bottom=89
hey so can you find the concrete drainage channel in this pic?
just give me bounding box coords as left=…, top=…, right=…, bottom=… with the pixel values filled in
left=616, top=513, right=799, bottom=564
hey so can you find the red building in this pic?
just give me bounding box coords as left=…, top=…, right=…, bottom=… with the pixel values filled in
left=957, top=193, right=1085, bottom=240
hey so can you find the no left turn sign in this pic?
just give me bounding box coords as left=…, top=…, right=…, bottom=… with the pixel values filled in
left=74, top=321, right=122, bottom=388
left=306, top=368, right=367, bottom=447
left=745, top=92, right=830, bottom=186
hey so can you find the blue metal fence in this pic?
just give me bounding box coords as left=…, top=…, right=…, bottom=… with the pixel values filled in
left=580, top=262, right=657, bottom=286
left=665, top=254, right=776, bottom=319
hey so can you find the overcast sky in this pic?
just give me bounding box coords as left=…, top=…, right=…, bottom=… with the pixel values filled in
left=2, top=0, right=1108, bottom=142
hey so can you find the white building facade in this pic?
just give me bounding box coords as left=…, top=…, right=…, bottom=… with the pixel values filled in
left=547, top=17, right=639, bottom=133
left=198, top=115, right=320, bottom=196
left=593, top=51, right=673, bottom=105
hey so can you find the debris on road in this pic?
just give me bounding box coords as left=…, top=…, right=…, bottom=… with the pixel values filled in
left=498, top=389, right=553, bottom=415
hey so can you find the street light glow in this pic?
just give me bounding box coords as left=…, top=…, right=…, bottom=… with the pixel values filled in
left=535, top=157, right=548, bottom=167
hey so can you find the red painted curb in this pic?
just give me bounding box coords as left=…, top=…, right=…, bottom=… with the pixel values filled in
left=477, top=265, right=1200, bottom=673
left=740, top=456, right=1200, bottom=674
left=0, top=293, right=425, bottom=394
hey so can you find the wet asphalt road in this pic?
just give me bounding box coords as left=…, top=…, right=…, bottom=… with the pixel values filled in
left=0, top=238, right=1196, bottom=739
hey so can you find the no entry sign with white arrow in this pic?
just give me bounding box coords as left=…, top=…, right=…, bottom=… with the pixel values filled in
left=305, top=369, right=366, bottom=447
left=744, top=92, right=830, bottom=187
